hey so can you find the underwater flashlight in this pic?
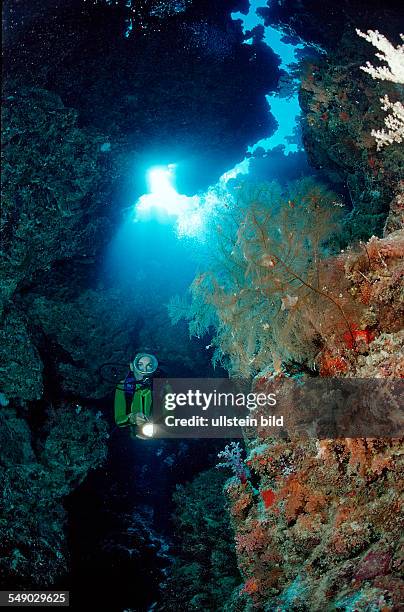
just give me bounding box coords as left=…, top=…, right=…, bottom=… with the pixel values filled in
left=141, top=422, right=155, bottom=438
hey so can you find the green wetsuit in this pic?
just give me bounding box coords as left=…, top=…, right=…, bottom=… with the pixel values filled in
left=114, top=380, right=152, bottom=427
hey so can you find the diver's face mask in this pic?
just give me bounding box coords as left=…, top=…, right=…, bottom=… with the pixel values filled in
left=132, top=353, right=158, bottom=377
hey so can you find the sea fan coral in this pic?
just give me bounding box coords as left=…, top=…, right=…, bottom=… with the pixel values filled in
left=169, top=178, right=360, bottom=376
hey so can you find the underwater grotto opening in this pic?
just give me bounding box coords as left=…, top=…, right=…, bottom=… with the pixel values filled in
left=1, top=0, right=403, bottom=611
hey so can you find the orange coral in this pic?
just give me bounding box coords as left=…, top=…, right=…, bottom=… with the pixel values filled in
left=305, top=492, right=327, bottom=514
left=235, top=521, right=267, bottom=554
left=319, top=351, right=349, bottom=376
left=279, top=476, right=307, bottom=522
left=241, top=578, right=259, bottom=595
left=231, top=490, right=253, bottom=519
left=359, top=281, right=373, bottom=304
left=334, top=505, right=355, bottom=528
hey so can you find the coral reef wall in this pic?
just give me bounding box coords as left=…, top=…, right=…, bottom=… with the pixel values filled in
left=189, top=185, right=403, bottom=611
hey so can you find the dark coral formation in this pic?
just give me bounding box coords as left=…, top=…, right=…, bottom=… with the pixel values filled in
left=1, top=87, right=113, bottom=313
left=0, top=309, right=44, bottom=401
left=0, top=405, right=108, bottom=587
left=161, top=469, right=240, bottom=610
left=1, top=87, right=118, bottom=402
left=257, top=0, right=402, bottom=51
left=3, top=0, right=281, bottom=193
left=299, top=35, right=403, bottom=242
left=257, top=0, right=403, bottom=242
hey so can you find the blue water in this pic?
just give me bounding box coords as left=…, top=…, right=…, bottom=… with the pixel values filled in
left=232, top=0, right=304, bottom=155
left=103, top=0, right=308, bottom=270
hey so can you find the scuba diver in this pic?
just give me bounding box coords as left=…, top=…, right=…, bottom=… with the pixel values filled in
left=114, top=352, right=160, bottom=440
